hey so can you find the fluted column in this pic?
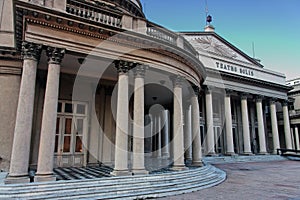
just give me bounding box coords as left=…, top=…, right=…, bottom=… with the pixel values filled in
left=184, top=105, right=192, bottom=161
left=282, top=101, right=292, bottom=149
left=241, top=94, right=252, bottom=154
left=270, top=99, right=280, bottom=154
left=205, top=88, right=215, bottom=155
left=5, top=42, right=42, bottom=184
left=295, top=126, right=300, bottom=150
left=132, top=65, right=148, bottom=175
left=224, top=90, right=235, bottom=155
left=171, top=75, right=187, bottom=170
left=191, top=86, right=203, bottom=166
left=111, top=60, right=133, bottom=176
left=35, top=47, right=65, bottom=182
left=256, top=96, right=267, bottom=154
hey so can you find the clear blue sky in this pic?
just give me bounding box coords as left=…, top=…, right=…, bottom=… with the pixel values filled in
left=141, top=0, right=300, bottom=80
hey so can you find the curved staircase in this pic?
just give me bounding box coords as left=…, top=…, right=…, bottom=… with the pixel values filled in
left=0, top=165, right=226, bottom=199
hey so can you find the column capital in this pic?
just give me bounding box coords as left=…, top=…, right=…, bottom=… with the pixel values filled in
left=114, top=60, right=137, bottom=74
left=46, top=47, right=65, bottom=64
left=170, top=75, right=184, bottom=87
left=241, top=93, right=249, bottom=100
left=21, top=41, right=42, bottom=61
left=205, top=87, right=212, bottom=95
left=255, top=95, right=264, bottom=103
left=191, top=85, right=200, bottom=96
left=281, top=99, right=289, bottom=107
left=269, top=98, right=277, bottom=105
left=134, top=64, right=147, bottom=78
left=225, top=89, right=234, bottom=97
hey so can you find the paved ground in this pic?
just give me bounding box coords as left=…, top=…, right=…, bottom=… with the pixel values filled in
left=162, top=160, right=300, bottom=200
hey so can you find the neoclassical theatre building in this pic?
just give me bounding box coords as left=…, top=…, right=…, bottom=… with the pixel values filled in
left=0, top=0, right=294, bottom=184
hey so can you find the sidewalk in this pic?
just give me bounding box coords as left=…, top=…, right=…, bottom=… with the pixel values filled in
left=163, top=160, right=300, bottom=200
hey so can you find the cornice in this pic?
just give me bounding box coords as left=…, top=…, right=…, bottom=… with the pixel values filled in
left=206, top=68, right=292, bottom=92
left=15, top=3, right=205, bottom=84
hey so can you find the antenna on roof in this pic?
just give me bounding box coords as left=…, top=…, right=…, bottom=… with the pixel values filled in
left=252, top=42, right=255, bottom=58
left=205, top=0, right=210, bottom=25
left=205, top=0, right=212, bottom=25
left=204, top=0, right=214, bottom=32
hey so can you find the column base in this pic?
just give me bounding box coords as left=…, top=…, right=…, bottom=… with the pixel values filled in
left=110, top=169, right=131, bottom=176
left=34, top=174, right=56, bottom=182
left=242, top=152, right=254, bottom=156
left=4, top=175, right=30, bottom=184
left=192, top=160, right=204, bottom=167
left=206, top=152, right=218, bottom=157
left=258, top=152, right=269, bottom=155
left=226, top=152, right=237, bottom=156
left=162, top=153, right=170, bottom=158
left=131, top=169, right=149, bottom=175
left=171, top=165, right=188, bottom=171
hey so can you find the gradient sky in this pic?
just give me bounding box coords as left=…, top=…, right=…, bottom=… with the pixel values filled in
left=140, top=0, right=300, bottom=81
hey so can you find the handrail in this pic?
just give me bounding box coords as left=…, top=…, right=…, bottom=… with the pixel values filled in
left=66, top=0, right=122, bottom=28
left=146, top=21, right=177, bottom=45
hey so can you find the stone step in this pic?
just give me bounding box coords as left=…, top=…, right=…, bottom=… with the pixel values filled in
left=0, top=167, right=214, bottom=197
left=0, top=165, right=213, bottom=192
left=0, top=165, right=226, bottom=199
left=29, top=173, right=220, bottom=199
left=53, top=173, right=224, bottom=200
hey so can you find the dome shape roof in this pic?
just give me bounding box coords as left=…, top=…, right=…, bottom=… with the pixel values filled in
left=100, top=0, right=145, bottom=18
left=130, top=0, right=142, bottom=9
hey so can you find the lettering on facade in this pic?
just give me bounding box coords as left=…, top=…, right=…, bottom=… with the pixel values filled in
left=216, top=62, right=254, bottom=77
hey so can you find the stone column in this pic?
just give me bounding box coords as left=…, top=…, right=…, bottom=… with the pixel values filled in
left=205, top=88, right=215, bottom=155
left=171, top=75, right=187, bottom=170
left=224, top=90, right=235, bottom=155
left=282, top=101, right=292, bottom=149
left=132, top=65, right=148, bottom=175
left=256, top=96, right=268, bottom=154
left=295, top=126, right=300, bottom=150
left=157, top=114, right=162, bottom=158
left=161, top=110, right=170, bottom=158
left=5, top=42, right=42, bottom=184
left=184, top=105, right=192, bottom=161
left=191, top=86, right=203, bottom=166
left=111, top=60, right=132, bottom=176
left=34, top=47, right=65, bottom=182
left=151, top=115, right=157, bottom=157
left=270, top=99, right=280, bottom=154
left=241, top=94, right=252, bottom=154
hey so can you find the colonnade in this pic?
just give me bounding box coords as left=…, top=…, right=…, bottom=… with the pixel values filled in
left=111, top=64, right=204, bottom=175
left=6, top=42, right=65, bottom=183
left=204, top=90, right=293, bottom=155
left=5, top=41, right=294, bottom=184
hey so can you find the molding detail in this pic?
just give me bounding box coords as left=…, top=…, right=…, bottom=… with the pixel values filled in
left=241, top=93, right=249, bottom=100
left=269, top=98, right=277, bottom=105
left=171, top=75, right=184, bottom=87
left=255, top=95, right=264, bottom=102
left=134, top=64, right=147, bottom=78
left=114, top=60, right=137, bottom=74
left=282, top=100, right=289, bottom=107
left=192, top=85, right=200, bottom=96
left=46, top=47, right=65, bottom=64
left=21, top=41, right=42, bottom=61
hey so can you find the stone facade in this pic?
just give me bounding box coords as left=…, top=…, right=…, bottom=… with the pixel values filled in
left=0, top=0, right=295, bottom=184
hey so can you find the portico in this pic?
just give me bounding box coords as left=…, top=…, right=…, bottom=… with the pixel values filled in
left=1, top=0, right=295, bottom=187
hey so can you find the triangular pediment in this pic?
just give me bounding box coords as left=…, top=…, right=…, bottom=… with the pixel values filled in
left=182, top=33, right=262, bottom=67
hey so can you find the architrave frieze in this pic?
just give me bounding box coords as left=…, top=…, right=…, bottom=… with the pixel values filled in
left=15, top=3, right=204, bottom=86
